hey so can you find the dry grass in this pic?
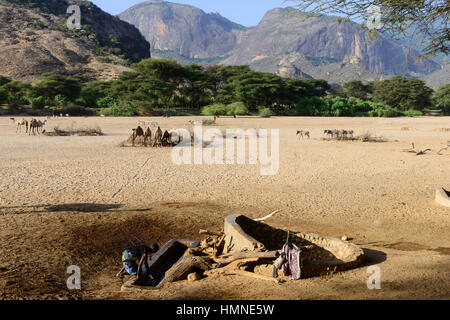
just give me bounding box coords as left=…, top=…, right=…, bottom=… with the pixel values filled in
left=321, top=132, right=388, bottom=143
left=44, top=125, right=103, bottom=136
left=433, top=128, right=450, bottom=132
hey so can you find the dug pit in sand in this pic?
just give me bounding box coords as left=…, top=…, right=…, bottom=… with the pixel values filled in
left=121, top=214, right=366, bottom=291
left=435, top=187, right=450, bottom=207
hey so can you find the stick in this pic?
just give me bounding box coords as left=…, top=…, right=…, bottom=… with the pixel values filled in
left=199, top=229, right=223, bottom=236
left=254, top=210, right=281, bottom=222
left=286, top=212, right=292, bottom=244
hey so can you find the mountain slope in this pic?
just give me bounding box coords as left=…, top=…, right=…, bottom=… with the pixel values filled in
left=120, top=2, right=443, bottom=86
left=223, top=8, right=438, bottom=75
left=0, top=0, right=151, bottom=81
left=118, top=0, right=246, bottom=59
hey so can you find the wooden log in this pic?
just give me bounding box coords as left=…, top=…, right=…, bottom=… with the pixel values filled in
left=215, top=250, right=278, bottom=265
left=164, top=250, right=212, bottom=283
left=205, top=258, right=259, bottom=276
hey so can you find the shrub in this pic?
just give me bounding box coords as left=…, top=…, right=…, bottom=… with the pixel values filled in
left=403, top=109, right=423, bottom=117
left=7, top=93, right=28, bottom=108
left=101, top=101, right=137, bottom=117
left=30, top=96, right=46, bottom=110
left=348, top=97, right=372, bottom=112
left=54, top=94, right=69, bottom=107
left=295, top=97, right=325, bottom=115
left=259, top=107, right=273, bottom=118
left=97, top=95, right=118, bottom=108
left=74, top=96, right=89, bottom=107
left=368, top=107, right=404, bottom=117
left=201, top=104, right=227, bottom=116
left=226, top=102, right=249, bottom=116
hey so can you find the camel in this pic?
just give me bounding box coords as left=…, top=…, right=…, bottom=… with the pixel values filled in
left=131, top=126, right=144, bottom=147
left=10, top=118, right=28, bottom=133
left=153, top=126, right=163, bottom=147
left=168, top=129, right=181, bottom=145
left=143, top=127, right=152, bottom=147
left=161, top=130, right=171, bottom=146
left=29, top=119, right=46, bottom=135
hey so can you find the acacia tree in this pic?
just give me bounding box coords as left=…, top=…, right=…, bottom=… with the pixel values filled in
left=293, top=0, right=449, bottom=57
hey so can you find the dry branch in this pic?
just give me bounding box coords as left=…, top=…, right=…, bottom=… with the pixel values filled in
left=199, top=229, right=223, bottom=236
left=254, top=210, right=281, bottom=222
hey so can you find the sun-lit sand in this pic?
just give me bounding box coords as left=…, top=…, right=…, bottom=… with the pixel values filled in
left=0, top=116, right=449, bottom=299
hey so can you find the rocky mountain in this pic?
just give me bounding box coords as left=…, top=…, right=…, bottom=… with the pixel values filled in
left=0, top=0, right=150, bottom=81
left=120, top=2, right=444, bottom=86
left=119, top=0, right=246, bottom=59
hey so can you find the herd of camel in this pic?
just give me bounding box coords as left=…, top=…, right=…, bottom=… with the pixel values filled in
left=10, top=118, right=47, bottom=135
left=131, top=124, right=181, bottom=147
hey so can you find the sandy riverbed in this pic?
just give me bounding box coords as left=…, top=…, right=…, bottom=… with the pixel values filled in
left=0, top=116, right=449, bottom=299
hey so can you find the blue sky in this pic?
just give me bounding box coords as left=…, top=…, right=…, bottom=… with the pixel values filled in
left=91, top=0, right=294, bottom=26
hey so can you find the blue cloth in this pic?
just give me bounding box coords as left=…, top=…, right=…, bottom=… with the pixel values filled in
left=122, top=249, right=147, bottom=276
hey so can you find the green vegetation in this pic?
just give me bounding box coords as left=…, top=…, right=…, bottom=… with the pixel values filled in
left=0, top=58, right=444, bottom=118
left=372, top=77, right=433, bottom=111
left=259, top=108, right=274, bottom=118
left=434, top=84, right=450, bottom=115
left=101, top=101, right=138, bottom=117
left=30, top=96, right=46, bottom=110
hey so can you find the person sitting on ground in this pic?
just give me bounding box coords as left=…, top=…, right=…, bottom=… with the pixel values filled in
left=117, top=243, right=159, bottom=279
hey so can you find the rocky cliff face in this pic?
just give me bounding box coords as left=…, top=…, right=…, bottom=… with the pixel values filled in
left=0, top=0, right=150, bottom=81
left=119, top=0, right=246, bottom=59
left=223, top=8, right=438, bottom=75
left=120, top=2, right=442, bottom=85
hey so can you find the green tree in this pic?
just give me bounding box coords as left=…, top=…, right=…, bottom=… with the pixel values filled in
left=343, top=80, right=372, bottom=100
left=32, top=73, right=81, bottom=100
left=30, top=96, right=46, bottom=109
left=372, top=76, right=433, bottom=110
left=54, top=94, right=69, bottom=107
left=1, top=81, right=32, bottom=108
left=0, top=75, right=11, bottom=87
left=0, top=89, right=7, bottom=104
left=434, top=84, right=450, bottom=114
left=80, top=81, right=112, bottom=107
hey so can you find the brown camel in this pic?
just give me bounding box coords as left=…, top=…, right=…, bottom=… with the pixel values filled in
left=132, top=126, right=144, bottom=147
left=153, top=126, right=163, bottom=147
left=29, top=119, right=46, bottom=136
left=161, top=130, right=171, bottom=146
left=10, top=118, right=28, bottom=133
left=143, top=127, right=152, bottom=147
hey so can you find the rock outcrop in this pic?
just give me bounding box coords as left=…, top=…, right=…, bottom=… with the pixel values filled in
left=0, top=0, right=150, bottom=81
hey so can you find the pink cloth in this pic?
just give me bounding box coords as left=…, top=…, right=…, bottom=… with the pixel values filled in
left=274, top=243, right=302, bottom=280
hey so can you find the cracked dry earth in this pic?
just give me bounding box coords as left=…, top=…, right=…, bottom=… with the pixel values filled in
left=0, top=116, right=449, bottom=300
